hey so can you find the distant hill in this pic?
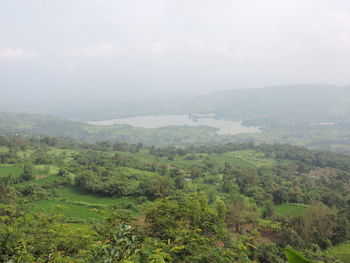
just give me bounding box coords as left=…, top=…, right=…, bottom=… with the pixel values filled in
left=0, top=112, right=246, bottom=147
left=3, top=84, right=350, bottom=125
left=0, top=112, right=88, bottom=140
left=44, top=83, right=350, bottom=127
left=181, top=84, right=350, bottom=127
left=4, top=84, right=350, bottom=152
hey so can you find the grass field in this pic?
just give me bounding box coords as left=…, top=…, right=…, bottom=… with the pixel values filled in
left=0, top=165, right=22, bottom=177
left=170, top=157, right=203, bottom=168
left=115, top=150, right=158, bottom=163
left=35, top=174, right=66, bottom=185
left=327, top=242, right=350, bottom=263
left=31, top=199, right=103, bottom=221
left=0, top=146, right=8, bottom=153
left=209, top=153, right=255, bottom=168
left=30, top=185, right=142, bottom=221
left=275, top=203, right=307, bottom=217
left=57, top=186, right=139, bottom=207
left=15, top=165, right=62, bottom=186
left=34, top=164, right=60, bottom=178
left=209, top=150, right=276, bottom=168
left=230, top=150, right=276, bottom=167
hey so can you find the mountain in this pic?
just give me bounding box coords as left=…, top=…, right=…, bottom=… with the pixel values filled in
left=31, top=83, right=350, bottom=127
left=182, top=84, right=350, bottom=127
left=3, top=83, right=350, bottom=125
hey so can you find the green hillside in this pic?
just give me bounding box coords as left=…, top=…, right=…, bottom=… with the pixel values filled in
left=1, top=135, right=349, bottom=262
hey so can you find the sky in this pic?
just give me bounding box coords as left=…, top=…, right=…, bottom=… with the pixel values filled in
left=1, top=0, right=350, bottom=104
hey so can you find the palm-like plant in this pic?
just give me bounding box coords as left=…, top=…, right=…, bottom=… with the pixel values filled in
left=284, top=247, right=314, bottom=263
left=89, top=225, right=140, bottom=263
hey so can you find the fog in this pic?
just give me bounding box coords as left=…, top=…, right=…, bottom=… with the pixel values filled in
left=1, top=0, right=350, bottom=112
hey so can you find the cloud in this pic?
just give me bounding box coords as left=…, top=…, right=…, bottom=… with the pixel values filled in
left=63, top=43, right=116, bottom=58
left=63, top=41, right=175, bottom=59
left=0, top=48, right=38, bottom=59
left=299, top=9, right=350, bottom=52
left=135, top=41, right=172, bottom=55
left=216, top=45, right=245, bottom=61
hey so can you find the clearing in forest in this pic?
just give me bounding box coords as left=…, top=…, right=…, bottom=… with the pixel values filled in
left=275, top=203, right=308, bottom=217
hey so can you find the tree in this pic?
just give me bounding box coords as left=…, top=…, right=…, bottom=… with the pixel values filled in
left=159, top=164, right=169, bottom=176
left=22, top=162, right=34, bottom=181
left=292, top=203, right=336, bottom=248
left=262, top=200, right=275, bottom=218
left=145, top=193, right=221, bottom=239
left=225, top=194, right=259, bottom=233
left=32, top=146, right=51, bottom=164
left=272, top=189, right=289, bottom=205
left=139, top=177, right=174, bottom=200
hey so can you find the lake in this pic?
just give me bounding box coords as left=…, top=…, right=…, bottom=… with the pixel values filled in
left=87, top=115, right=260, bottom=135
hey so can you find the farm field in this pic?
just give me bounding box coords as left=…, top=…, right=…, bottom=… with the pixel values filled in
left=57, top=186, right=140, bottom=207
left=229, top=150, right=276, bottom=167
left=209, top=150, right=276, bottom=168
left=0, top=165, right=22, bottom=178
left=30, top=185, right=142, bottom=221
left=0, top=146, right=8, bottom=153
left=115, top=150, right=157, bottom=163
left=327, top=242, right=350, bottom=263
left=34, top=164, right=60, bottom=177
left=275, top=203, right=308, bottom=217
left=30, top=199, right=103, bottom=221
left=34, top=174, right=65, bottom=185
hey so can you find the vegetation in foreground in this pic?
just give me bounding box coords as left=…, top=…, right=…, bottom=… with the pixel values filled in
left=1, top=135, right=350, bottom=262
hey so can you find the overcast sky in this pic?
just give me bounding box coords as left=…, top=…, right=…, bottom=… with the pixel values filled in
left=1, top=0, right=350, bottom=101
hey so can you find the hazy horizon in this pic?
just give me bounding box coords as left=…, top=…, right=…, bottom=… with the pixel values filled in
left=1, top=0, right=350, bottom=107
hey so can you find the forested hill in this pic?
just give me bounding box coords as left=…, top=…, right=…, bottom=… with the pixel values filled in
left=0, top=112, right=247, bottom=146
left=3, top=84, right=350, bottom=125
left=0, top=112, right=88, bottom=140
left=181, top=84, right=350, bottom=126
left=4, top=84, right=350, bottom=129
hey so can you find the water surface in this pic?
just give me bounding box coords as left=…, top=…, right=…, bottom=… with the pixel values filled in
left=87, top=115, right=260, bottom=135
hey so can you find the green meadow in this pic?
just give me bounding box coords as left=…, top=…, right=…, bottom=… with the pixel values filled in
left=57, top=186, right=140, bottom=207
left=0, top=146, right=8, bottom=153
left=30, top=185, right=142, bottom=221
left=275, top=203, right=308, bottom=217
left=30, top=199, right=103, bottom=221
left=0, top=165, right=22, bottom=178
left=327, top=242, right=350, bottom=263
left=209, top=150, right=276, bottom=168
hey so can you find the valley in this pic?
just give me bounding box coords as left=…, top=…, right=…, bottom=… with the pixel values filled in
left=87, top=114, right=261, bottom=135
left=1, top=136, right=350, bottom=262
